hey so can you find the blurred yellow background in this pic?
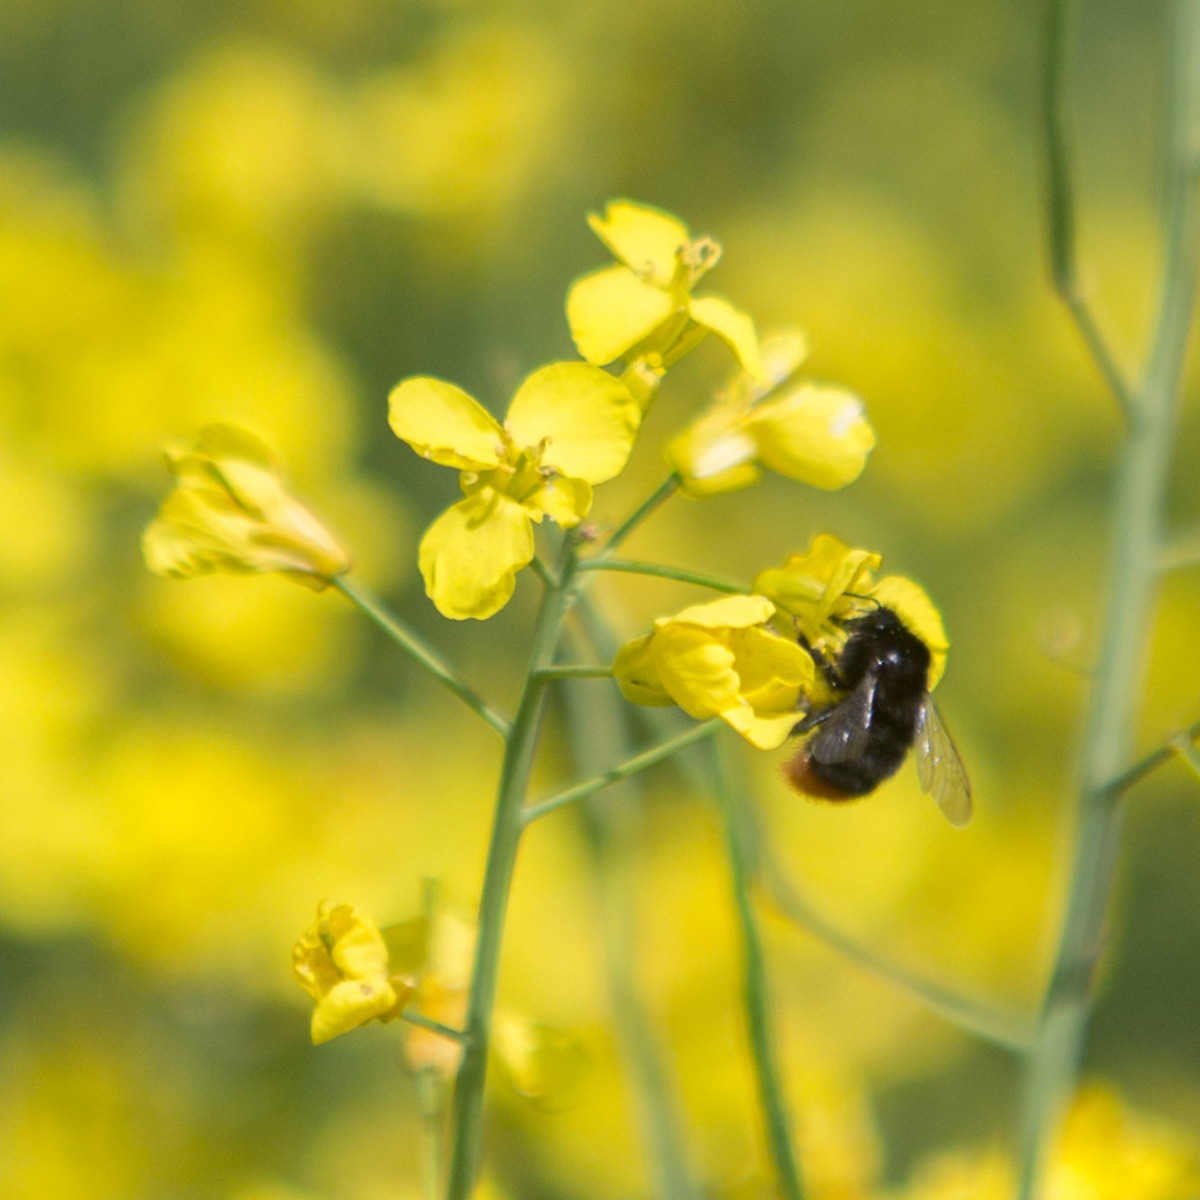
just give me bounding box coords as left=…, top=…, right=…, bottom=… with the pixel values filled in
left=3, top=0, right=1200, bottom=1196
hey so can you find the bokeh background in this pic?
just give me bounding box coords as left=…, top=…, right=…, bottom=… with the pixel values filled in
left=3, top=0, right=1200, bottom=1196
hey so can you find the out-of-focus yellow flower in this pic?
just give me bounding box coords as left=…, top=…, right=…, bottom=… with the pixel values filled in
left=566, top=199, right=762, bottom=380
left=292, top=901, right=414, bottom=1045
left=389, top=363, right=639, bottom=619
left=376, top=904, right=582, bottom=1100
left=142, top=424, right=351, bottom=590
left=888, top=1086, right=1200, bottom=1200
left=668, top=330, right=875, bottom=496
left=753, top=533, right=948, bottom=691
left=613, top=594, right=814, bottom=748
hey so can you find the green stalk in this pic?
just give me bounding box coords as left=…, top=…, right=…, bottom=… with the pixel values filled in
left=1016, top=3, right=1200, bottom=1194
left=601, top=475, right=680, bottom=558
left=576, top=558, right=748, bottom=594
left=561, top=615, right=700, bottom=1200
left=1042, top=0, right=1137, bottom=422
left=711, top=734, right=806, bottom=1200
left=522, top=720, right=721, bottom=824
left=333, top=578, right=511, bottom=738
left=762, top=860, right=1032, bottom=1053
left=443, top=556, right=579, bottom=1199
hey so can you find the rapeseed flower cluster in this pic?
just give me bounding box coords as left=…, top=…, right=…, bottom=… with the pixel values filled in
left=614, top=533, right=950, bottom=746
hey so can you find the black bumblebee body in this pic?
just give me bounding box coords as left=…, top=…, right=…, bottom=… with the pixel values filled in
left=787, top=605, right=972, bottom=825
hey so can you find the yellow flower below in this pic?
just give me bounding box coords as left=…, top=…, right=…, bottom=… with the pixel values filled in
left=142, top=424, right=351, bottom=591
left=292, top=901, right=414, bottom=1045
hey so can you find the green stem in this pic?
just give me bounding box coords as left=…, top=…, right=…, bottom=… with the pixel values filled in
left=403, top=1011, right=469, bottom=1042
left=601, top=475, right=680, bottom=558
left=1173, top=733, right=1200, bottom=780
left=711, top=735, right=806, bottom=1200
left=443, top=558, right=579, bottom=1199
left=576, top=558, right=747, bottom=594
left=417, top=1069, right=446, bottom=1200
left=623, top=693, right=1033, bottom=1050
left=1106, top=718, right=1200, bottom=796
left=333, top=578, right=511, bottom=738
left=1042, top=0, right=1138, bottom=422
left=533, top=664, right=613, bottom=680
left=1158, top=528, right=1200, bottom=570
left=1017, top=4, right=1200, bottom=1194
left=522, top=720, right=722, bottom=825
left=762, top=860, right=1032, bottom=1053
left=561, top=617, right=699, bottom=1199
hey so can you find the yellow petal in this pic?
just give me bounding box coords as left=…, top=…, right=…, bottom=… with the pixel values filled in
left=525, top=474, right=592, bottom=528
left=418, top=489, right=534, bottom=620
left=505, top=363, right=641, bottom=484
left=728, top=626, right=814, bottom=699
left=658, top=593, right=776, bottom=631
left=612, top=635, right=674, bottom=706
left=311, top=978, right=406, bottom=1046
left=144, top=426, right=351, bottom=589
left=753, top=535, right=881, bottom=633
left=688, top=293, right=763, bottom=380
left=388, top=377, right=505, bottom=470
left=566, top=266, right=677, bottom=366
left=721, top=708, right=800, bottom=750
left=587, top=199, right=689, bottom=287
left=747, top=385, right=875, bottom=490
left=651, top=625, right=743, bottom=719
left=612, top=635, right=673, bottom=705
left=667, top=404, right=760, bottom=495
left=870, top=575, right=950, bottom=689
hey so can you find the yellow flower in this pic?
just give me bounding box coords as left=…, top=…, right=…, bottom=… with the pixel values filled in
left=389, top=362, right=639, bottom=619
left=667, top=330, right=875, bottom=496
left=142, top=424, right=351, bottom=590
left=566, top=198, right=762, bottom=380
left=291, top=901, right=414, bottom=1045
left=612, top=593, right=814, bottom=748
left=891, top=1087, right=1200, bottom=1200
left=753, top=533, right=949, bottom=690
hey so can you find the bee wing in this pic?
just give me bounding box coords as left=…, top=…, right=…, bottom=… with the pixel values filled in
left=807, top=676, right=877, bottom=765
left=914, top=697, right=973, bottom=827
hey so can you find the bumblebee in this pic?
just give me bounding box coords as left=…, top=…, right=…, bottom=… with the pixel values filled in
left=786, top=605, right=972, bottom=827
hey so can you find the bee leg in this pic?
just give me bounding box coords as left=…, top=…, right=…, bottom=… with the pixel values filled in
left=794, top=627, right=848, bottom=691
left=791, top=707, right=833, bottom=737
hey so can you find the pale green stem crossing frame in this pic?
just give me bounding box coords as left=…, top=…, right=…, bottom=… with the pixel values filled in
left=1015, top=1, right=1200, bottom=1196
left=711, top=733, right=807, bottom=1200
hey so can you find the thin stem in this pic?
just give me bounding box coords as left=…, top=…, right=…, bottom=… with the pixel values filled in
left=1042, top=0, right=1138, bottom=422
left=1159, top=528, right=1200, bottom=570
left=560, top=619, right=699, bottom=1199
left=529, top=553, right=559, bottom=588
left=403, top=1011, right=469, bottom=1042
left=533, top=664, right=613, bottom=680
left=576, top=558, right=747, bottom=594
left=711, top=734, right=805, bottom=1200
left=1017, top=4, right=1200, bottom=1195
left=602, top=475, right=681, bottom=558
left=333, top=578, right=511, bottom=739
left=522, top=720, right=722, bottom=825
left=763, top=860, right=1033, bottom=1053
left=1105, top=718, right=1200, bottom=796
left=1173, top=732, right=1200, bottom=779
left=417, top=1069, right=446, bottom=1200
left=444, top=555, right=579, bottom=1199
